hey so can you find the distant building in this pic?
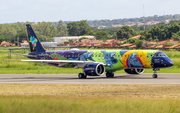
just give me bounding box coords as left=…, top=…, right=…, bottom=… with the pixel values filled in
left=21, top=42, right=57, bottom=48
left=54, top=36, right=95, bottom=44
left=0, top=41, right=15, bottom=47
left=41, top=42, right=57, bottom=47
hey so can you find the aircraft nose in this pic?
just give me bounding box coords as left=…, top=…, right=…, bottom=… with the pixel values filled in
left=166, top=58, right=173, bottom=67
left=168, top=61, right=173, bottom=67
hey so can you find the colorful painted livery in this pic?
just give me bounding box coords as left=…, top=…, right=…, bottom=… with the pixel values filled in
left=21, top=24, right=174, bottom=79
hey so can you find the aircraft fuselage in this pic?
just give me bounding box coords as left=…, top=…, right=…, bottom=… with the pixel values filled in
left=29, top=49, right=173, bottom=72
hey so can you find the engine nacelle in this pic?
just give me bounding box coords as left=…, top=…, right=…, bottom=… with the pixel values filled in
left=84, top=63, right=105, bottom=76
left=124, top=69, right=145, bottom=74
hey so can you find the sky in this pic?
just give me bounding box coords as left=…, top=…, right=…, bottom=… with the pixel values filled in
left=1, top=0, right=180, bottom=23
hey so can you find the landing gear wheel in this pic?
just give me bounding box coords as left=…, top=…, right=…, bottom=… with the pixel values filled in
left=78, top=73, right=86, bottom=79
left=83, top=74, right=87, bottom=79
left=106, top=72, right=114, bottom=78
left=106, top=72, right=110, bottom=78
left=152, top=68, right=159, bottom=78
left=152, top=74, right=158, bottom=78
left=110, top=72, right=114, bottom=78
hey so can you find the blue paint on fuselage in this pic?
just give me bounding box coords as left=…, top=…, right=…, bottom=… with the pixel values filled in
left=152, top=51, right=173, bottom=68
left=101, top=51, right=117, bottom=68
left=120, top=50, right=129, bottom=57
left=79, top=52, right=94, bottom=61
left=128, top=52, right=143, bottom=67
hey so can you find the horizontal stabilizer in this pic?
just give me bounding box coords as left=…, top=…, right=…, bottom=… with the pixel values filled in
left=11, top=53, right=37, bottom=58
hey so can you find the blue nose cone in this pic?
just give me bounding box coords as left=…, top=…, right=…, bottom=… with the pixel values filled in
left=167, top=60, right=174, bottom=67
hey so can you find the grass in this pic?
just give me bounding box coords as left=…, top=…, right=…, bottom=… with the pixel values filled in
left=0, top=97, right=179, bottom=113
left=1, top=84, right=180, bottom=98
left=0, top=48, right=180, bottom=74
left=0, top=84, right=180, bottom=113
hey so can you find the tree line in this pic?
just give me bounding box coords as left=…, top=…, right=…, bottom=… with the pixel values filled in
left=1, top=20, right=180, bottom=47
left=0, top=21, right=67, bottom=44
left=87, top=14, right=180, bottom=27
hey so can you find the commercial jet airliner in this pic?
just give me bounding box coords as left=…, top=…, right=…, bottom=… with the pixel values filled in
left=21, top=24, right=174, bottom=79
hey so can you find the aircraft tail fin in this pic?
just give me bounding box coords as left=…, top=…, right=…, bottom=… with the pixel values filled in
left=26, top=24, right=45, bottom=53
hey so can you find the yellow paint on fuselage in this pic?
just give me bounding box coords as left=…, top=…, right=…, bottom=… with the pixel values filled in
left=121, top=50, right=153, bottom=68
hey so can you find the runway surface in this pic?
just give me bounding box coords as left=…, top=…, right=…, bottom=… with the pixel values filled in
left=0, top=73, right=180, bottom=84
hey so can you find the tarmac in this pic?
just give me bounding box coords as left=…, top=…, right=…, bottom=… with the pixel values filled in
left=0, top=73, right=179, bottom=84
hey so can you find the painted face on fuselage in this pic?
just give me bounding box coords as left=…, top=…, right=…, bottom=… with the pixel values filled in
left=152, top=51, right=173, bottom=68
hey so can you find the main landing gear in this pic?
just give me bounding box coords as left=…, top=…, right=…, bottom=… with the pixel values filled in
left=152, top=68, right=160, bottom=78
left=78, top=73, right=87, bottom=79
left=106, top=71, right=114, bottom=78
left=78, top=72, right=115, bottom=79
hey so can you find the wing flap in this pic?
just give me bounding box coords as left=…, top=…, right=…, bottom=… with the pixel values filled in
left=21, top=60, right=107, bottom=68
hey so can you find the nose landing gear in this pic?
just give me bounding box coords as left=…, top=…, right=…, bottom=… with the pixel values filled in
left=152, top=68, right=160, bottom=78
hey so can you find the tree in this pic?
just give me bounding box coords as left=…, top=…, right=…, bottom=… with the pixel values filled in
left=16, top=32, right=27, bottom=43
left=135, top=40, right=143, bottom=48
left=128, top=38, right=137, bottom=43
left=116, top=26, right=136, bottom=41
left=69, top=39, right=73, bottom=44
left=56, top=20, right=67, bottom=36
left=116, top=29, right=126, bottom=40
left=120, top=26, right=136, bottom=36
left=94, top=31, right=109, bottom=42
left=84, top=29, right=95, bottom=35
left=67, top=20, right=90, bottom=36
left=172, top=31, right=180, bottom=42
left=0, top=36, right=4, bottom=43
left=79, top=37, right=88, bottom=42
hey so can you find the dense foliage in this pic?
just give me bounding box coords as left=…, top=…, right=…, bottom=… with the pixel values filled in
left=140, top=20, right=180, bottom=41
left=0, top=21, right=67, bottom=43
left=1, top=17, right=180, bottom=45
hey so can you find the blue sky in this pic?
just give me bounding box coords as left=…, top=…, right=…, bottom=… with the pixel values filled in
left=1, top=0, right=180, bottom=23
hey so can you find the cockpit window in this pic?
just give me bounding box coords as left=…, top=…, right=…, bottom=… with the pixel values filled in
left=155, top=52, right=167, bottom=57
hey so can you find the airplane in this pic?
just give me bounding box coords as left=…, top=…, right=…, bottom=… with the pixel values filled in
left=21, top=24, right=174, bottom=79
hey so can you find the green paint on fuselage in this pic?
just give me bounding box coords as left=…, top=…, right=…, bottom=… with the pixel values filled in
left=49, top=50, right=159, bottom=72
left=50, top=53, right=67, bottom=60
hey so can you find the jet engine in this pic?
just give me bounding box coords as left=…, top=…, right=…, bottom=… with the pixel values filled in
left=124, top=69, right=145, bottom=74
left=84, top=63, right=105, bottom=76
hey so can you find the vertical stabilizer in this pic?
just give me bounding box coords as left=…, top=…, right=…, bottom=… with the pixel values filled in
left=26, top=24, right=45, bottom=52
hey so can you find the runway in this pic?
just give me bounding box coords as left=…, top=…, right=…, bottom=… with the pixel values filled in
left=0, top=73, right=180, bottom=84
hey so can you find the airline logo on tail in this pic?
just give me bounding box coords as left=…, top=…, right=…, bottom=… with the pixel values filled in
left=29, top=36, right=37, bottom=50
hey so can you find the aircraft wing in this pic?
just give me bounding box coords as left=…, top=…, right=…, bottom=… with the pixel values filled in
left=21, top=59, right=94, bottom=63
left=21, top=60, right=106, bottom=68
